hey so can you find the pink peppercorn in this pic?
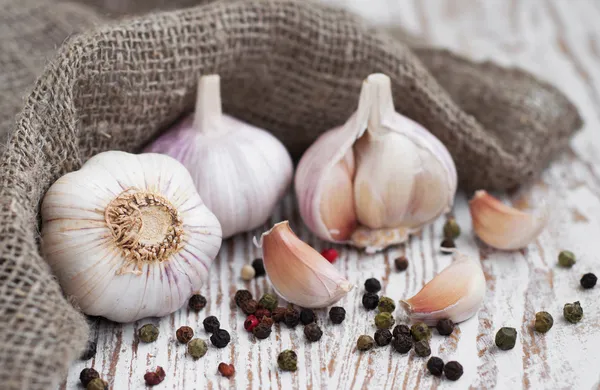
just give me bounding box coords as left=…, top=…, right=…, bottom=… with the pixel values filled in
left=321, top=248, right=338, bottom=263
left=255, top=308, right=271, bottom=319
left=244, top=315, right=259, bottom=332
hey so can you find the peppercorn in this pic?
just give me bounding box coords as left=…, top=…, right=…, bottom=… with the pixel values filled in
left=436, top=319, right=454, bottom=336
left=364, top=278, right=382, bottom=293
left=272, top=307, right=286, bottom=323
left=443, top=218, right=461, bottom=240
left=414, top=340, right=431, bottom=357
left=304, top=323, right=323, bottom=342
left=440, top=238, right=455, bottom=251
left=210, top=329, right=231, bottom=348
left=558, top=250, right=576, bottom=268
left=393, top=324, right=411, bottom=338
left=300, top=308, right=316, bottom=325
left=139, top=324, right=159, bottom=343
left=86, top=378, right=108, bottom=390
left=374, top=329, right=392, bottom=346
left=241, top=264, right=256, bottom=280
left=426, top=356, right=444, bottom=377
left=255, top=308, right=271, bottom=319
left=203, top=316, right=221, bottom=333
left=187, top=338, right=208, bottom=359
left=244, top=315, right=259, bottom=332
left=144, top=366, right=166, bottom=386
left=258, top=293, right=278, bottom=311
left=284, top=307, right=301, bottom=328
left=234, top=289, right=253, bottom=307
left=534, top=311, right=553, bottom=333
left=79, top=368, right=99, bottom=387
left=411, top=322, right=431, bottom=341
left=80, top=341, right=97, bottom=360
left=176, top=326, right=194, bottom=343
left=444, top=361, right=463, bottom=381
left=278, top=350, right=298, bottom=371
left=395, top=256, right=409, bottom=271
left=218, top=362, right=235, bottom=378
left=392, top=334, right=412, bottom=353
left=253, top=323, right=272, bottom=339
left=357, top=335, right=375, bottom=351
left=362, top=292, right=379, bottom=311
left=261, top=316, right=274, bottom=328
left=377, top=296, right=396, bottom=313
left=580, top=273, right=597, bottom=289
left=320, top=248, right=338, bottom=263
left=240, top=299, right=258, bottom=315
left=563, top=301, right=583, bottom=323
left=495, top=327, right=517, bottom=350
left=252, top=258, right=266, bottom=277
left=329, top=306, right=346, bottom=324
left=374, top=312, right=395, bottom=329
left=188, top=294, right=207, bottom=311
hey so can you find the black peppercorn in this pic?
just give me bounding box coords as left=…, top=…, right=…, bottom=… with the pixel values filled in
left=255, top=308, right=271, bottom=320
left=393, top=324, right=411, bottom=338
left=240, top=299, right=258, bottom=315
left=329, top=306, right=346, bottom=324
left=304, top=323, right=323, bottom=342
left=495, top=327, right=517, bottom=350
left=426, top=356, right=444, bottom=377
left=394, top=256, right=409, bottom=271
left=364, top=278, right=382, bottom=293
left=440, top=238, right=455, bottom=251
left=252, top=258, right=266, bottom=277
left=374, top=329, right=393, bottom=346
left=176, top=326, right=194, bottom=344
left=300, top=308, right=316, bottom=325
left=253, top=323, right=272, bottom=339
left=362, top=293, right=379, bottom=311
left=210, top=329, right=231, bottom=348
left=272, top=307, right=286, bottom=323
left=392, top=334, right=412, bottom=354
left=80, top=341, right=97, bottom=360
left=284, top=307, right=301, bottom=328
left=188, top=294, right=207, bottom=311
left=444, top=361, right=463, bottom=381
left=234, top=289, right=253, bottom=307
left=436, top=319, right=455, bottom=336
left=79, top=368, right=100, bottom=387
left=414, top=340, right=431, bottom=357
left=580, top=273, right=597, bottom=289
left=203, top=316, right=220, bottom=333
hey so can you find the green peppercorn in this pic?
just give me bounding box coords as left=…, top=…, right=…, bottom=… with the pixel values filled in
left=563, top=301, right=583, bottom=323
left=392, top=334, right=412, bottom=353
left=414, top=340, right=431, bottom=357
left=495, top=327, right=517, bottom=350
left=356, top=335, right=375, bottom=351
left=277, top=350, right=298, bottom=371
left=79, top=368, right=99, bottom=387
left=258, top=293, right=278, bottom=311
left=377, top=296, right=396, bottom=313
left=138, top=324, right=159, bottom=343
left=558, top=250, right=576, bottom=268
left=374, top=329, right=392, bottom=346
left=443, top=218, right=461, bottom=240
left=187, top=338, right=208, bottom=359
left=534, top=311, right=553, bottom=333
left=86, top=378, right=108, bottom=390
left=374, top=312, right=395, bottom=329
left=411, top=322, right=431, bottom=341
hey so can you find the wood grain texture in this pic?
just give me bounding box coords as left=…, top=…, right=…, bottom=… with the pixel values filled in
left=66, top=0, right=600, bottom=388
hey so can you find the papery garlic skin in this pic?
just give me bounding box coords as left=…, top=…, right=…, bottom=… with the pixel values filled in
left=254, top=221, right=353, bottom=308
left=401, top=252, right=486, bottom=325
left=295, top=73, right=457, bottom=252
left=146, top=75, right=293, bottom=238
left=42, top=151, right=222, bottom=323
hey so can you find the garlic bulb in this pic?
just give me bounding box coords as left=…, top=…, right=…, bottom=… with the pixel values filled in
left=254, top=221, right=353, bottom=308
left=401, top=251, right=486, bottom=325
left=145, top=75, right=293, bottom=238
left=295, top=73, right=457, bottom=252
left=41, top=151, right=222, bottom=322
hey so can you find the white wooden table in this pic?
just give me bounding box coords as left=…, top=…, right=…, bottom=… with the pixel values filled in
left=65, top=0, right=600, bottom=388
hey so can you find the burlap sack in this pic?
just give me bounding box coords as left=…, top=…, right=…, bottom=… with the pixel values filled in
left=0, top=0, right=582, bottom=388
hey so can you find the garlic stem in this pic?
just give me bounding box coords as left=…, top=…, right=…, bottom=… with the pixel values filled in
left=193, top=74, right=223, bottom=134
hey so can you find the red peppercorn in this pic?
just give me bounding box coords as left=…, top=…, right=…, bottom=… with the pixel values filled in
left=218, top=362, right=235, bottom=378
left=244, top=315, right=259, bottom=332
left=321, top=248, right=338, bottom=263
left=144, top=366, right=166, bottom=386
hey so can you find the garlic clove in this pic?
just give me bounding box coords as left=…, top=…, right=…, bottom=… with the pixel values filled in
left=401, top=252, right=486, bottom=325
left=469, top=190, right=547, bottom=250
left=254, top=221, right=353, bottom=308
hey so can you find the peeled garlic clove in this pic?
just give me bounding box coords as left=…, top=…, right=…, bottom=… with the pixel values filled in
left=254, top=221, right=353, bottom=308
left=295, top=73, right=457, bottom=252
left=469, top=190, right=547, bottom=250
left=42, top=151, right=222, bottom=323
left=401, top=252, right=486, bottom=325
left=146, top=75, right=293, bottom=238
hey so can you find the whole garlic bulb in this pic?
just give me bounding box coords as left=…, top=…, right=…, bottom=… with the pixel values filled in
left=295, top=74, right=457, bottom=252
left=145, top=75, right=293, bottom=238
left=41, top=151, right=222, bottom=322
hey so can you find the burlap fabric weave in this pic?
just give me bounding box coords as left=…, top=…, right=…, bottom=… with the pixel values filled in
left=0, top=0, right=582, bottom=388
